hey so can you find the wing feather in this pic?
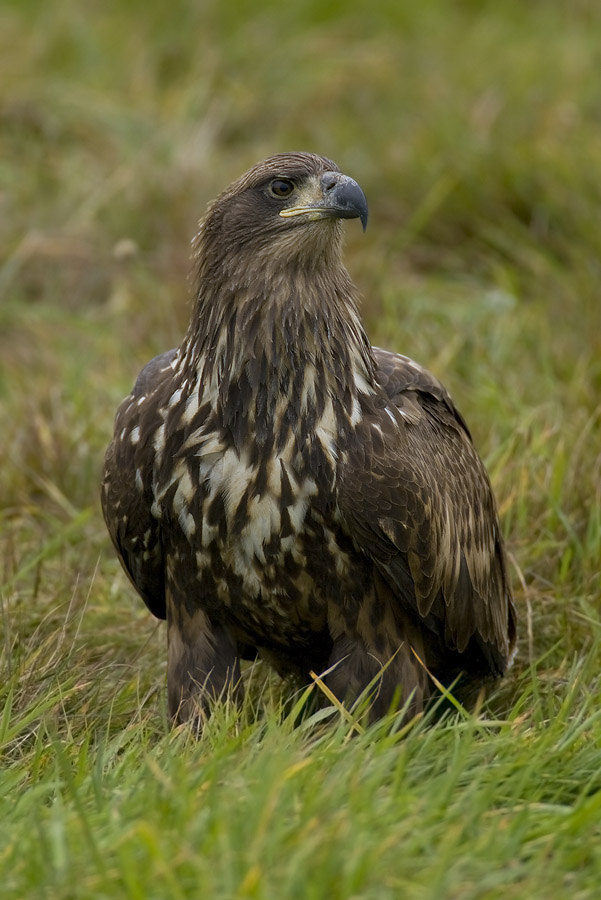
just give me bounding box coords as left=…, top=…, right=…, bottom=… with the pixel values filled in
left=339, top=347, right=516, bottom=673
left=101, top=349, right=177, bottom=620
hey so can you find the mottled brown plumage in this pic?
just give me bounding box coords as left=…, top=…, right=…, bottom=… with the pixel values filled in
left=101, top=152, right=516, bottom=724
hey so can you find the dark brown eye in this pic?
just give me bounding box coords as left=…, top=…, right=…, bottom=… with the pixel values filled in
left=270, top=179, right=294, bottom=198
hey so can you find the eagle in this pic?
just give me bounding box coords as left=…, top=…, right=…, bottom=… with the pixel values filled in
left=102, top=152, right=517, bottom=725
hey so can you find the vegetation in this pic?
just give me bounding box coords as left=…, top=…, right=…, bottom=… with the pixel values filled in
left=1, top=1, right=600, bottom=897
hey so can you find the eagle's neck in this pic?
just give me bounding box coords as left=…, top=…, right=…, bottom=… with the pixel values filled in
left=177, top=254, right=377, bottom=454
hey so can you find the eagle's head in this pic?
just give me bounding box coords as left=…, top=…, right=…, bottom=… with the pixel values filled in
left=195, top=152, right=368, bottom=272
left=186, top=152, right=373, bottom=386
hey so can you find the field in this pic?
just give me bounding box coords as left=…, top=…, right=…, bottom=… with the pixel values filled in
left=1, top=1, right=601, bottom=897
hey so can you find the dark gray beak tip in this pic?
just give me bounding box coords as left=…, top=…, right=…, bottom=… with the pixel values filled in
left=322, top=171, right=369, bottom=233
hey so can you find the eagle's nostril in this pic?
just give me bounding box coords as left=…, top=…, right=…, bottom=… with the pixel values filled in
left=321, top=173, right=338, bottom=192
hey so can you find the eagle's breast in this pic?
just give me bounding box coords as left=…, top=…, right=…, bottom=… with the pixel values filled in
left=147, top=360, right=362, bottom=644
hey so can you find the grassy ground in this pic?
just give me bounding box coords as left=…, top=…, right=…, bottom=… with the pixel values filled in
left=2, top=0, right=601, bottom=897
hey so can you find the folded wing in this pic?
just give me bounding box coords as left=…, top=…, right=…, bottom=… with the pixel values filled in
left=338, top=348, right=516, bottom=675
left=101, top=350, right=178, bottom=621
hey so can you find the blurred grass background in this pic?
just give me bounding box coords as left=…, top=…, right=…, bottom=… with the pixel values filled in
left=1, top=0, right=601, bottom=897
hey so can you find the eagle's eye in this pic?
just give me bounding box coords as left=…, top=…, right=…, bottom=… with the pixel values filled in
left=270, top=178, right=295, bottom=198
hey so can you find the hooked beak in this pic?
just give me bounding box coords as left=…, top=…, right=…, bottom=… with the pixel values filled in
left=279, top=171, right=368, bottom=231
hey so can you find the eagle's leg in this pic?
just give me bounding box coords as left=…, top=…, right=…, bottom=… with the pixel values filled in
left=325, top=590, right=431, bottom=721
left=166, top=602, right=242, bottom=725
left=324, top=634, right=428, bottom=721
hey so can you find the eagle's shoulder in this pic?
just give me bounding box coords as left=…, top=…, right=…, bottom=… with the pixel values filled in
left=101, top=349, right=178, bottom=620
left=131, top=348, right=178, bottom=400
left=372, top=346, right=471, bottom=436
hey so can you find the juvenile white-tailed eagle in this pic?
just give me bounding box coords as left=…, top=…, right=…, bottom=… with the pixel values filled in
left=102, top=152, right=516, bottom=724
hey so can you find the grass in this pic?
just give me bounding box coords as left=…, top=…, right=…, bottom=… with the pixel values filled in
left=1, top=0, right=601, bottom=897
